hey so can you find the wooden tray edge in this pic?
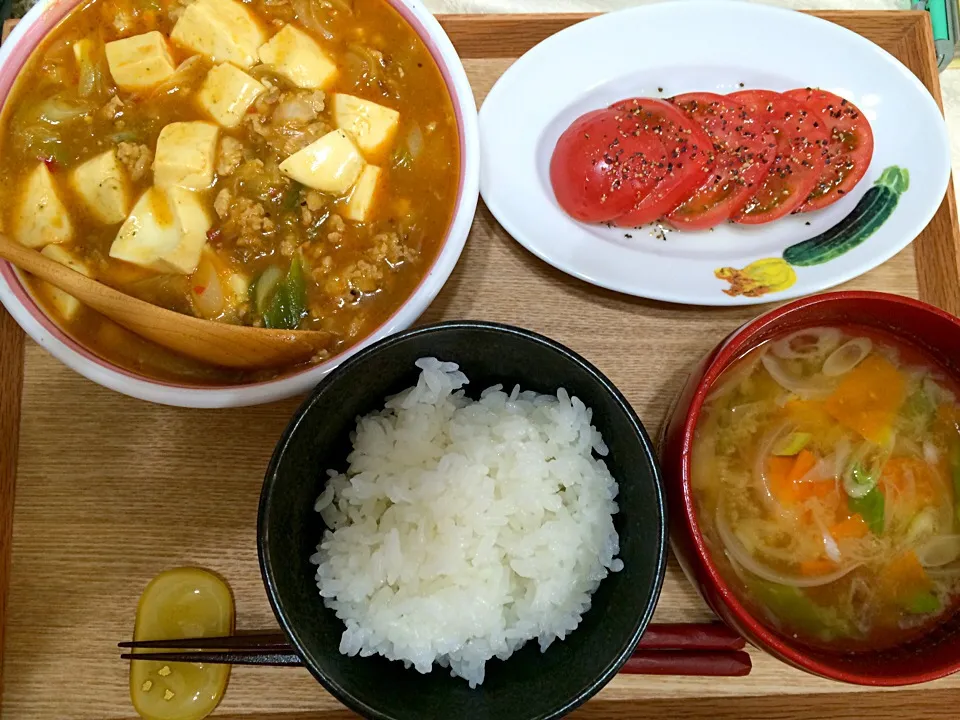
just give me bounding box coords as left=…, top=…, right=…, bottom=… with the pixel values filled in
left=0, top=310, right=24, bottom=709
left=0, top=9, right=958, bottom=717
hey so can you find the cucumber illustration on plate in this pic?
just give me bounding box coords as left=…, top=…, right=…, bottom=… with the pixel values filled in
left=716, top=166, right=909, bottom=297
left=783, top=166, right=910, bottom=267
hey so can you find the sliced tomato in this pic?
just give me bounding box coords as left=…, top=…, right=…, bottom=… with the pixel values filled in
left=728, top=90, right=830, bottom=224
left=550, top=108, right=666, bottom=223
left=666, top=92, right=776, bottom=230
left=607, top=98, right=714, bottom=227
left=783, top=88, right=874, bottom=212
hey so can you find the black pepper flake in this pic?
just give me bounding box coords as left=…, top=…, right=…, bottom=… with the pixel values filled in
left=657, top=87, right=664, bottom=93
left=624, top=233, right=633, bottom=239
left=805, top=221, right=811, bottom=226
left=738, top=82, right=745, bottom=88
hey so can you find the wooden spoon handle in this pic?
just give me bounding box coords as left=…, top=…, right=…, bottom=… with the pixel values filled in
left=0, top=234, right=331, bottom=369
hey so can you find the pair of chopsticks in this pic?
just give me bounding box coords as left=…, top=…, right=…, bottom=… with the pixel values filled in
left=622, top=623, right=751, bottom=676
left=120, top=622, right=751, bottom=677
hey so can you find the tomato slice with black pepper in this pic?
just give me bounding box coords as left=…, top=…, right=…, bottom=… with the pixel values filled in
left=607, top=98, right=714, bottom=227
left=550, top=108, right=666, bottom=223
left=783, top=88, right=874, bottom=212
left=728, top=90, right=830, bottom=224
left=666, top=92, right=776, bottom=230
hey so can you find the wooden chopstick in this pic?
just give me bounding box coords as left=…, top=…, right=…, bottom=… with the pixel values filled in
left=119, top=622, right=751, bottom=676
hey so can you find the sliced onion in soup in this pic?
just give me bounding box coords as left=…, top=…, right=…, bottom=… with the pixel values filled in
left=915, top=535, right=960, bottom=567
left=771, top=327, right=843, bottom=360
left=822, top=338, right=873, bottom=377
left=906, top=508, right=939, bottom=544
left=760, top=353, right=834, bottom=399
left=928, top=563, right=960, bottom=578
left=716, top=507, right=861, bottom=588
left=753, top=422, right=793, bottom=510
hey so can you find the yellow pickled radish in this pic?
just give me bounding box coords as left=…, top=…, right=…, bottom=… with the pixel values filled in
left=130, top=568, right=234, bottom=720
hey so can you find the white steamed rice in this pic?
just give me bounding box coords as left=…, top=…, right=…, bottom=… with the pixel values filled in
left=310, top=357, right=622, bottom=687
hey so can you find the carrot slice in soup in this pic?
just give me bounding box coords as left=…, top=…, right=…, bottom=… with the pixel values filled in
left=768, top=456, right=798, bottom=504
left=788, top=449, right=818, bottom=484
left=825, top=354, right=906, bottom=444
left=830, top=514, right=869, bottom=540
left=799, top=558, right=837, bottom=576
left=784, top=399, right=834, bottom=428
left=882, top=457, right=939, bottom=506
left=768, top=450, right=832, bottom=505
left=881, top=550, right=932, bottom=603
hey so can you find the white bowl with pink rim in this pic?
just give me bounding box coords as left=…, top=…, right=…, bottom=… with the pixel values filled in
left=0, top=0, right=479, bottom=408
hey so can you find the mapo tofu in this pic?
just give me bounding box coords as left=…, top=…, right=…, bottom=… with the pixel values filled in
left=0, top=0, right=460, bottom=383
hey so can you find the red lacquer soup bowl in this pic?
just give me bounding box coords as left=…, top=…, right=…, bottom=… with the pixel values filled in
left=660, top=290, right=960, bottom=685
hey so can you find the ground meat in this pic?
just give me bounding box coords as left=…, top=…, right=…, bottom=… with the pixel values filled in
left=366, top=232, right=416, bottom=267
left=305, top=190, right=325, bottom=212
left=110, top=11, right=135, bottom=35
left=280, top=234, right=298, bottom=257
left=319, top=259, right=384, bottom=308
left=117, top=142, right=153, bottom=182
left=344, top=260, right=384, bottom=294
left=99, top=96, right=124, bottom=121
left=271, top=90, right=326, bottom=126
left=219, top=196, right=276, bottom=252
left=247, top=116, right=330, bottom=157
left=300, top=205, right=314, bottom=227
left=217, top=136, right=244, bottom=176
left=297, top=189, right=328, bottom=227
left=307, top=229, right=412, bottom=309
left=213, top=188, right=232, bottom=219
left=246, top=88, right=330, bottom=157
left=321, top=213, right=345, bottom=244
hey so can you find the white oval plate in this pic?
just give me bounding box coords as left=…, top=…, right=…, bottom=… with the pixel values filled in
left=479, top=0, right=950, bottom=306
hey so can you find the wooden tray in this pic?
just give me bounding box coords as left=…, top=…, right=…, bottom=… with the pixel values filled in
left=2, top=10, right=960, bottom=720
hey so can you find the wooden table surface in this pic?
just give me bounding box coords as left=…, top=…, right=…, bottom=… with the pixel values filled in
left=2, top=10, right=960, bottom=720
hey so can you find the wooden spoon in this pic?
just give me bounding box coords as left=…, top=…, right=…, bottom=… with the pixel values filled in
left=0, top=234, right=332, bottom=369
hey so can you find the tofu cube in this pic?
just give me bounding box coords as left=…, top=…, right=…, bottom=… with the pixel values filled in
left=332, top=94, right=400, bottom=159
left=196, top=63, right=266, bottom=129
left=154, top=122, right=220, bottom=191
left=279, top=129, right=364, bottom=194
left=110, top=188, right=181, bottom=270
left=40, top=245, right=92, bottom=321
left=110, top=187, right=211, bottom=274
left=342, top=165, right=382, bottom=222
left=69, top=150, right=130, bottom=224
left=257, top=24, right=338, bottom=90
left=104, top=32, right=177, bottom=93
left=171, top=0, right=266, bottom=69
left=162, top=188, right=212, bottom=275
left=14, top=164, right=73, bottom=248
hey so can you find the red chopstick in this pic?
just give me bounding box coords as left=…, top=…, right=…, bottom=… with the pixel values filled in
left=622, top=650, right=752, bottom=677
left=637, top=622, right=746, bottom=651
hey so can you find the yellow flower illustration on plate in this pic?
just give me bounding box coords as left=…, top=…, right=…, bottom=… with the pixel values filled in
left=715, top=258, right=797, bottom=298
